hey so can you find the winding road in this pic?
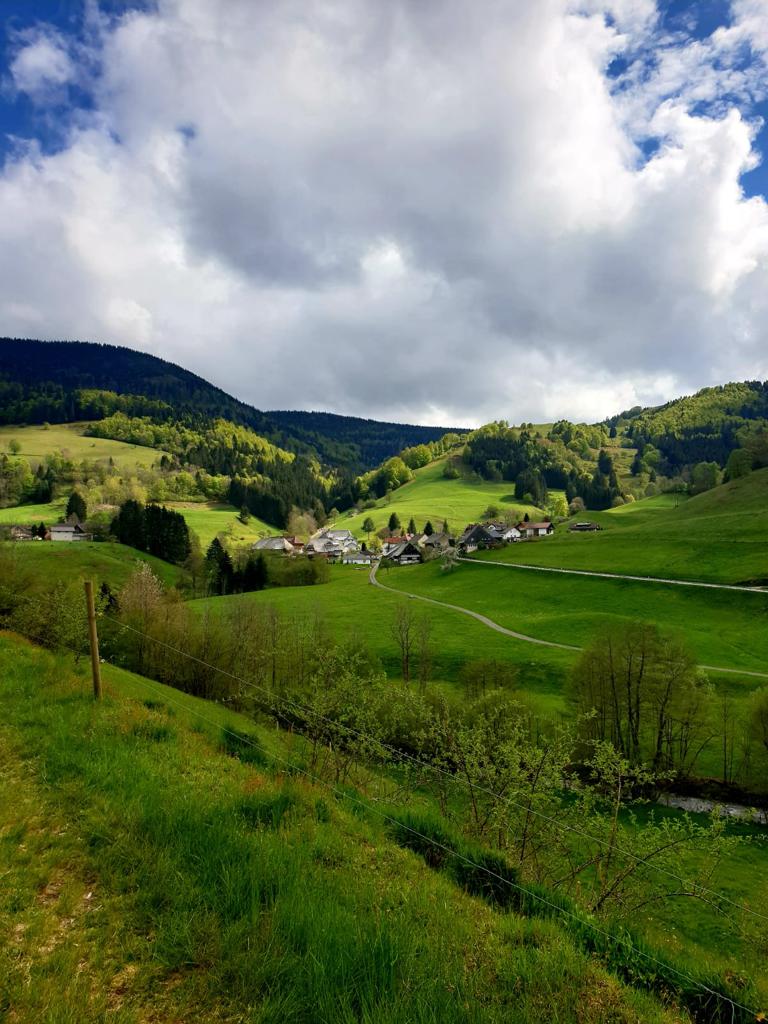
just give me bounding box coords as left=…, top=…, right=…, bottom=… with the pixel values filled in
left=369, top=563, right=768, bottom=680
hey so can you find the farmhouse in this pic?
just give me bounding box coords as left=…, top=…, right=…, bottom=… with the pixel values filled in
left=384, top=540, right=422, bottom=565
left=253, top=536, right=294, bottom=554
left=517, top=521, right=554, bottom=538
left=341, top=549, right=376, bottom=566
left=50, top=523, right=90, bottom=542
left=457, top=524, right=494, bottom=552
left=10, top=525, right=34, bottom=541
left=568, top=521, right=602, bottom=532
left=486, top=522, right=521, bottom=542
left=419, top=531, right=453, bottom=552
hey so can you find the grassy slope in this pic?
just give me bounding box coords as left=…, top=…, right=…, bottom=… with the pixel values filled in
left=336, top=459, right=552, bottom=538
left=0, top=421, right=168, bottom=470
left=0, top=498, right=67, bottom=525
left=166, top=501, right=278, bottom=549
left=474, top=469, right=768, bottom=585
left=0, top=633, right=677, bottom=1024
left=192, top=567, right=575, bottom=714
left=2, top=540, right=185, bottom=590
left=382, top=560, right=768, bottom=678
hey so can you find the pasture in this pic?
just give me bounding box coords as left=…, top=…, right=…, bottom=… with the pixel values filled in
left=0, top=421, right=168, bottom=470
left=0, top=540, right=185, bottom=590
left=337, top=459, right=552, bottom=539
left=474, top=469, right=768, bottom=585
left=166, top=501, right=278, bottom=549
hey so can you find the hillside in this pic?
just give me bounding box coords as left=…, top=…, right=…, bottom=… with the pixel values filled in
left=0, top=338, right=464, bottom=469
left=337, top=457, right=551, bottom=538
left=611, top=381, right=768, bottom=471
left=0, top=633, right=683, bottom=1024
left=472, top=468, right=768, bottom=585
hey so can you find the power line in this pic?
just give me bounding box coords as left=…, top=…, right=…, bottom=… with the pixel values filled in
left=105, top=613, right=768, bottom=928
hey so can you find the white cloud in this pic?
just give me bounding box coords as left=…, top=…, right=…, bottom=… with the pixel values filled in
left=9, top=31, right=75, bottom=102
left=0, top=0, right=767, bottom=426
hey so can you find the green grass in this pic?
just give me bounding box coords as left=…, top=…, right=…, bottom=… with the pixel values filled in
left=166, top=501, right=278, bottom=549
left=474, top=469, right=768, bottom=585
left=381, top=560, right=768, bottom=677
left=0, top=633, right=679, bottom=1024
left=192, top=566, right=575, bottom=715
left=335, top=459, right=552, bottom=539
left=0, top=498, right=67, bottom=526
left=2, top=540, right=185, bottom=590
left=0, top=421, right=168, bottom=470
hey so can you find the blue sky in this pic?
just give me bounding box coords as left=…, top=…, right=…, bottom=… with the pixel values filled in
left=0, top=1, right=767, bottom=423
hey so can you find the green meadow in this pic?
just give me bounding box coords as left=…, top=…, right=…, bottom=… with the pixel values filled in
left=192, top=566, right=575, bottom=713
left=166, top=501, right=278, bottom=549
left=381, top=559, right=768, bottom=679
left=0, top=498, right=67, bottom=526
left=0, top=421, right=167, bottom=470
left=474, top=469, right=768, bottom=585
left=336, top=458, right=551, bottom=538
left=0, top=633, right=681, bottom=1024
left=0, top=540, right=185, bottom=590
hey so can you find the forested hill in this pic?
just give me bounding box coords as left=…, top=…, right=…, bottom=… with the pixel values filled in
left=608, top=381, right=768, bottom=471
left=0, top=338, right=463, bottom=470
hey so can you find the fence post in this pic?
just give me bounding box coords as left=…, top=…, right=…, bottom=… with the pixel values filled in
left=84, top=580, right=102, bottom=700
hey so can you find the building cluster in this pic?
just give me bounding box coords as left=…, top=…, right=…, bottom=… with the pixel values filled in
left=8, top=522, right=91, bottom=542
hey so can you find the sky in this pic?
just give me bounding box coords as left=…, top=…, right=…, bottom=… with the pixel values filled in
left=1, top=1, right=768, bottom=427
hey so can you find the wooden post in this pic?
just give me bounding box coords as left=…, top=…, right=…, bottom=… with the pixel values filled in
left=84, top=580, right=102, bottom=700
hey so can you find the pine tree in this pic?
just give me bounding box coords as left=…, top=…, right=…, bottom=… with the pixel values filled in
left=388, top=512, right=401, bottom=534
left=423, top=521, right=434, bottom=536
left=407, top=517, right=417, bottom=536
left=66, top=490, right=87, bottom=522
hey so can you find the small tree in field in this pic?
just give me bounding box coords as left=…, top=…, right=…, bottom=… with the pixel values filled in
left=390, top=602, right=415, bottom=682
left=388, top=512, right=401, bottom=534
left=362, top=516, right=375, bottom=541
left=407, top=517, right=417, bottom=536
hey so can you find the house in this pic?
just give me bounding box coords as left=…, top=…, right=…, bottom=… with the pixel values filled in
left=307, top=528, right=358, bottom=554
left=457, top=524, right=495, bottom=552
left=253, top=536, right=294, bottom=554
left=341, top=549, right=376, bottom=566
left=50, top=523, right=90, bottom=542
left=485, top=522, right=521, bottom=543
left=568, top=521, right=602, bottom=532
left=384, top=540, right=422, bottom=565
left=283, top=535, right=305, bottom=551
left=10, top=525, right=34, bottom=541
left=382, top=535, right=409, bottom=556
left=418, top=531, right=453, bottom=552
left=517, top=521, right=554, bottom=539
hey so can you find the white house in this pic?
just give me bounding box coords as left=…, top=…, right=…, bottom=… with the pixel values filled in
left=308, top=527, right=358, bottom=554
left=50, top=523, right=90, bottom=542
left=341, top=549, right=376, bottom=566
left=517, top=521, right=554, bottom=539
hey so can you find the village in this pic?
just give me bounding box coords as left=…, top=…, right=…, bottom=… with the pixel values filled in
left=252, top=517, right=556, bottom=565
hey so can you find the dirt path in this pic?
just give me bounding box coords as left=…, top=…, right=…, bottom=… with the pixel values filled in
left=458, top=556, right=766, bottom=593
left=369, top=564, right=768, bottom=679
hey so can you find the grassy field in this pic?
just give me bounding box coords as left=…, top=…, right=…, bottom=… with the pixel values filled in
left=381, top=560, right=768, bottom=679
left=167, top=501, right=278, bottom=549
left=0, top=421, right=167, bottom=470
left=0, top=498, right=67, bottom=526
left=1, top=540, right=185, bottom=590
left=474, top=470, right=768, bottom=585
left=335, top=459, right=552, bottom=539
left=192, top=566, right=575, bottom=715
left=0, top=633, right=680, bottom=1024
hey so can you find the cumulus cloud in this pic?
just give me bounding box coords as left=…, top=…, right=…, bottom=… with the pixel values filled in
left=0, top=0, right=767, bottom=426
left=9, top=30, right=75, bottom=102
